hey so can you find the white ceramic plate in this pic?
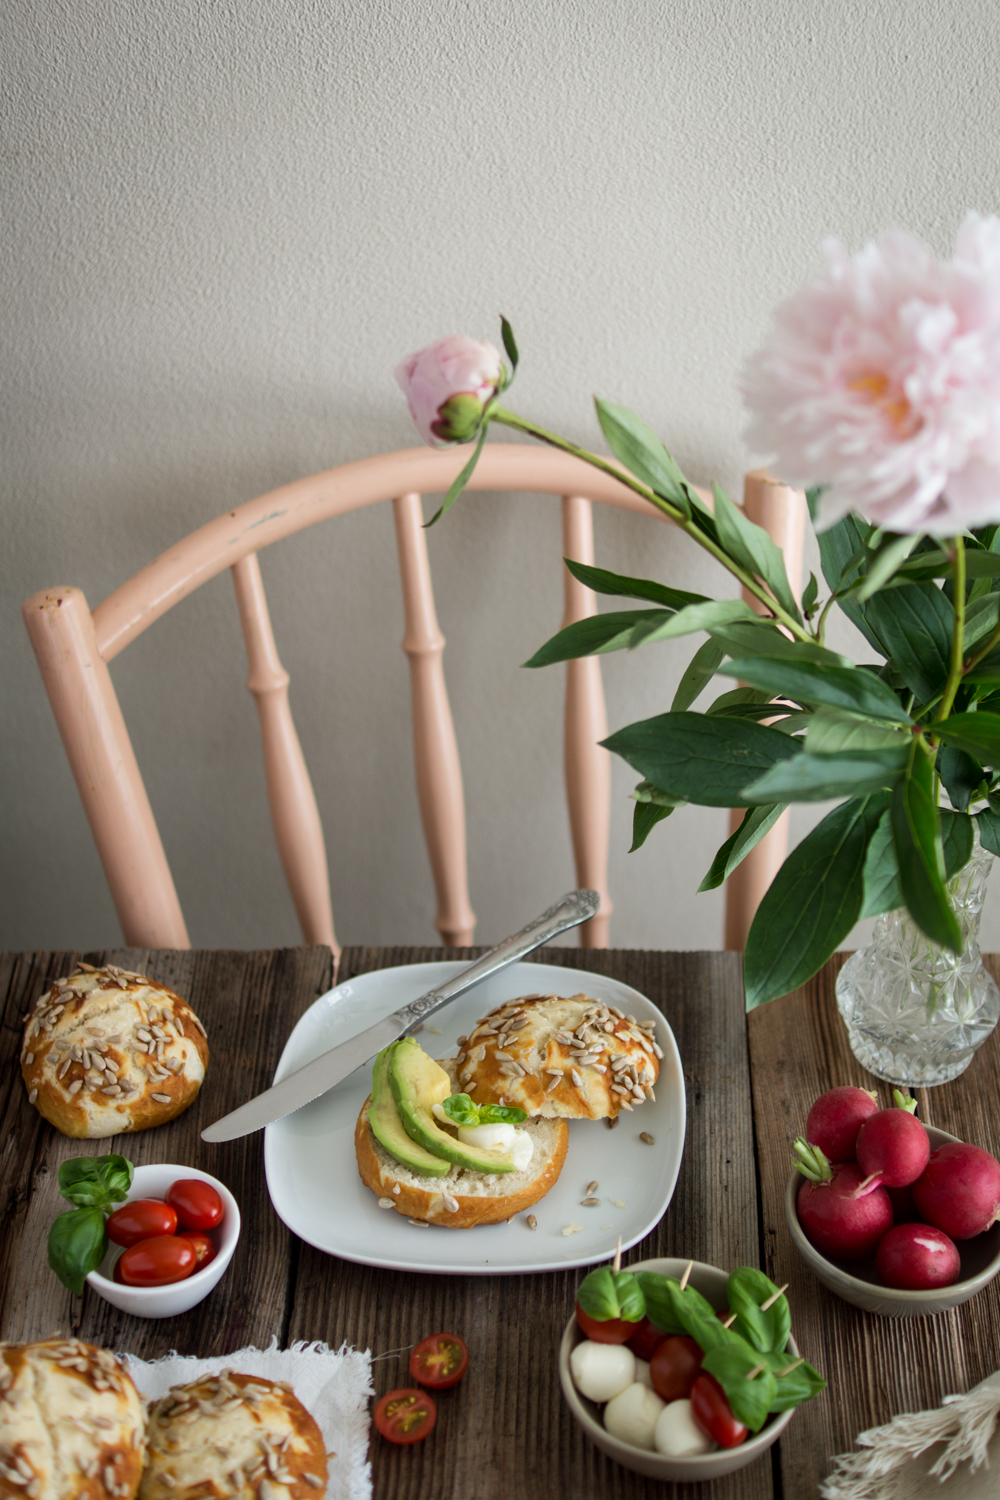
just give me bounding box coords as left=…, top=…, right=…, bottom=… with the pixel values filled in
left=263, top=961, right=685, bottom=1275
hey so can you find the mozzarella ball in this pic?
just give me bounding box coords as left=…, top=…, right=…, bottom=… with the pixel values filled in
left=604, top=1382, right=666, bottom=1450
left=654, top=1399, right=716, bottom=1457
left=569, top=1341, right=636, bottom=1403
left=634, top=1358, right=653, bottom=1390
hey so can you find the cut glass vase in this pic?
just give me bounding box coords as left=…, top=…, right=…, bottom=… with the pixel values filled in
left=836, top=834, right=1000, bottom=1087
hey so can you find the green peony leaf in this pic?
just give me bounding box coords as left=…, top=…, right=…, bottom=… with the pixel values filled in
left=711, top=484, right=802, bottom=624
left=523, top=609, right=669, bottom=667
left=717, top=657, right=911, bottom=722
left=744, top=793, right=889, bottom=1008
left=934, top=712, right=1000, bottom=770
left=891, top=751, right=962, bottom=953
left=698, top=804, right=787, bottom=891
left=604, top=712, right=800, bottom=809
left=742, top=747, right=909, bottom=804
left=805, top=706, right=910, bottom=754
left=594, top=398, right=692, bottom=514
left=672, top=637, right=726, bottom=711
left=563, top=558, right=707, bottom=610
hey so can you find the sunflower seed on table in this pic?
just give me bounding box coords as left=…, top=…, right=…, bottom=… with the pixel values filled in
left=526, top=1214, right=537, bottom=1230
left=586, top=1180, right=598, bottom=1194
left=640, top=1132, right=655, bottom=1144
left=580, top=1197, right=601, bottom=1207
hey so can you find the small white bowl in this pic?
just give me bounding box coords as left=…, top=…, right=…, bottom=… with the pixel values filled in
left=86, top=1163, right=240, bottom=1320
left=785, top=1125, right=1000, bottom=1318
left=558, top=1256, right=798, bottom=1482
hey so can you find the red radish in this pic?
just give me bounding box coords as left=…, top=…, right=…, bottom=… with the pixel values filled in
left=855, top=1094, right=930, bottom=1189
left=912, top=1142, right=1000, bottom=1240
left=794, top=1140, right=893, bottom=1260
left=805, top=1086, right=879, bottom=1163
left=875, top=1223, right=961, bottom=1290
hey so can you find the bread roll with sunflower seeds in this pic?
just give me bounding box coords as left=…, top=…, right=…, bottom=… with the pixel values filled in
left=139, top=1372, right=327, bottom=1499
left=0, top=1339, right=145, bottom=1499
left=457, top=992, right=660, bottom=1119
left=21, top=964, right=209, bottom=1139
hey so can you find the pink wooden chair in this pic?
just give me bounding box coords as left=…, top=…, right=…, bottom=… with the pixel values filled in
left=21, top=446, right=804, bottom=960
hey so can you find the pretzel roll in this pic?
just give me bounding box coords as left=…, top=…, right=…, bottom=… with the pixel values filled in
left=21, top=964, right=209, bottom=1138
left=139, top=1372, right=327, bottom=1499
left=0, top=1339, right=145, bottom=1499
left=457, top=993, right=661, bottom=1119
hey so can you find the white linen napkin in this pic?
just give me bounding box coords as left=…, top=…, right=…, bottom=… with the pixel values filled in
left=119, top=1338, right=373, bottom=1500
left=821, top=1372, right=1000, bottom=1499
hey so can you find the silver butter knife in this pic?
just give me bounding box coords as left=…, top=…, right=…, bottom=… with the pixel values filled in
left=201, top=888, right=600, bottom=1142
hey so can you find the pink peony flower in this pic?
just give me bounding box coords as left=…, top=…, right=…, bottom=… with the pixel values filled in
left=395, top=336, right=505, bottom=447
left=742, top=213, right=1000, bottom=532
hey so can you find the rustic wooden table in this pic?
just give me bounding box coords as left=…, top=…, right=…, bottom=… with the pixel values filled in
left=2, top=945, right=998, bottom=1499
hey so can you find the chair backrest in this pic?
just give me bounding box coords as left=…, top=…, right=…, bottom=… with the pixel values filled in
left=21, top=445, right=804, bottom=959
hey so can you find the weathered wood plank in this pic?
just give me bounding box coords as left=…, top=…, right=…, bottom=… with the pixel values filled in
left=289, top=947, right=773, bottom=1500
left=0, top=946, right=333, bottom=1358
left=749, top=953, right=1000, bottom=1499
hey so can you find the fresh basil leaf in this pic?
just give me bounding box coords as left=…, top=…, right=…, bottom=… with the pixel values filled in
left=58, top=1154, right=134, bottom=1210
left=594, top=398, right=691, bottom=514
left=563, top=558, right=707, bottom=611
left=726, top=1268, right=791, bottom=1355
left=711, top=484, right=802, bottom=624
left=672, top=637, right=726, bottom=712
left=441, top=1094, right=480, bottom=1126
left=701, top=1343, right=777, bottom=1433
left=477, top=1102, right=527, bottom=1124
left=633, top=1272, right=686, bottom=1335
left=698, top=804, right=787, bottom=892
left=891, top=751, right=962, bottom=952
left=718, top=657, right=911, bottom=723
left=576, top=1267, right=646, bottom=1323
left=524, top=610, right=670, bottom=667
left=934, top=712, right=1000, bottom=770
left=633, top=1273, right=725, bottom=1348
left=762, top=1349, right=827, bottom=1411
left=742, top=747, right=908, bottom=804
left=604, top=712, right=801, bottom=809
left=744, top=793, right=890, bottom=1009
left=47, top=1207, right=108, bottom=1295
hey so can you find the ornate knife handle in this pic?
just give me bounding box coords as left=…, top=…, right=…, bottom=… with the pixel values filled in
left=391, top=889, right=601, bottom=1031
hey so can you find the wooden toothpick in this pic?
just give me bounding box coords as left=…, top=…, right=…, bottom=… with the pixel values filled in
left=678, top=1259, right=694, bottom=1291
left=613, top=1235, right=622, bottom=1274
left=759, top=1282, right=789, bottom=1311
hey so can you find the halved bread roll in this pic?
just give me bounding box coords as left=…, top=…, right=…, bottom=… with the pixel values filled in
left=355, top=1061, right=568, bottom=1227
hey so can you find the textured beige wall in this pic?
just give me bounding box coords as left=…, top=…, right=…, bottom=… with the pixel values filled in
left=4, top=0, right=1000, bottom=952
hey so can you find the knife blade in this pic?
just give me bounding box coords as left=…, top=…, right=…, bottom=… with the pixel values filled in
left=200, top=888, right=600, bottom=1142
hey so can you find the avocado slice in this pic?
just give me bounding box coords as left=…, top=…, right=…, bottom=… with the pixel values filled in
left=369, top=1045, right=451, bottom=1177
left=388, top=1037, right=516, bottom=1173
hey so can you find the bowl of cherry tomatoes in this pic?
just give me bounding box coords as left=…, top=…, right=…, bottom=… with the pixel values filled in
left=86, top=1164, right=240, bottom=1319
left=558, top=1257, right=799, bottom=1482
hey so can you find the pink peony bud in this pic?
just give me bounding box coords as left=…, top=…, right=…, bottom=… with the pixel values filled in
left=395, top=336, right=505, bottom=447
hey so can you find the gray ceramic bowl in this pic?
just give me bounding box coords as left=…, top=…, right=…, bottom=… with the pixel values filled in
left=785, top=1125, right=1000, bottom=1318
left=558, top=1256, right=797, bottom=1482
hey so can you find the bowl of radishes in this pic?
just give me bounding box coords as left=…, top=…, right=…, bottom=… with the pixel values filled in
left=785, top=1086, right=1000, bottom=1317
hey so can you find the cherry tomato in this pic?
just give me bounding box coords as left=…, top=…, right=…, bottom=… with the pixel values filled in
left=183, top=1232, right=217, bottom=1270
left=690, top=1372, right=749, bottom=1449
left=106, top=1198, right=178, bottom=1247
left=118, top=1235, right=197, bottom=1287
left=625, top=1317, right=666, bottom=1362
left=112, top=1256, right=126, bottom=1284
left=164, top=1179, right=224, bottom=1231
left=373, top=1388, right=437, bottom=1445
left=575, top=1304, right=635, bottom=1344
left=649, top=1335, right=704, bottom=1401
left=409, top=1333, right=469, bottom=1389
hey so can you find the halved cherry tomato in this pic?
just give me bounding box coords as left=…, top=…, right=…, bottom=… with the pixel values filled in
left=575, top=1304, right=635, bottom=1344
left=690, top=1372, right=749, bottom=1448
left=409, top=1333, right=468, bottom=1389
left=118, top=1235, right=197, bottom=1287
left=182, top=1232, right=217, bottom=1270
left=164, top=1179, right=224, bottom=1231
left=649, top=1335, right=704, bottom=1402
left=106, top=1198, right=178, bottom=1247
left=373, top=1388, right=437, bottom=1445
left=625, top=1317, right=666, bottom=1362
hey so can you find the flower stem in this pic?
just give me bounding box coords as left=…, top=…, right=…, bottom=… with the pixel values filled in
left=936, top=536, right=966, bottom=723
left=489, top=405, right=814, bottom=643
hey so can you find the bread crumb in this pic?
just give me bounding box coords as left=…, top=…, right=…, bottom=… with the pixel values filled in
left=610, top=1199, right=627, bottom=1209
left=425, top=1025, right=443, bottom=1034
left=601, top=1224, right=613, bottom=1230
left=562, top=1223, right=583, bottom=1237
